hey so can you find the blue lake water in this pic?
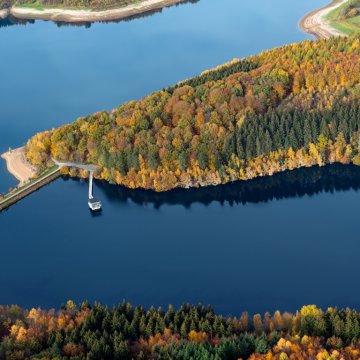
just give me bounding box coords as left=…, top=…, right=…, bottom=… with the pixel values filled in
left=2, top=0, right=358, bottom=315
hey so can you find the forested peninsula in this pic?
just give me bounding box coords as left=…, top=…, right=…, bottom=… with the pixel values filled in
left=26, top=36, right=360, bottom=192
left=1, top=302, right=360, bottom=359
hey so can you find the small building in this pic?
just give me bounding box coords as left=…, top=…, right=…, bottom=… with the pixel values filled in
left=88, top=197, right=102, bottom=212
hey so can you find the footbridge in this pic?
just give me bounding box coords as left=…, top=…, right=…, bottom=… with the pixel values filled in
left=52, top=159, right=99, bottom=172
left=53, top=159, right=102, bottom=211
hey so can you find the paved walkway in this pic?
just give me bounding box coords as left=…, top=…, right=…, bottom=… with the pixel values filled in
left=0, top=167, right=60, bottom=210
left=52, top=159, right=99, bottom=172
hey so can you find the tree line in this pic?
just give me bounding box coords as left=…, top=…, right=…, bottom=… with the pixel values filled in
left=1, top=302, right=360, bottom=359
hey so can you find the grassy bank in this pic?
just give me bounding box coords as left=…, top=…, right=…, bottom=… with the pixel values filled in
left=11, top=0, right=138, bottom=11
left=326, top=0, right=360, bottom=35
left=0, top=0, right=188, bottom=24
left=0, top=165, right=60, bottom=211
left=2, top=0, right=138, bottom=11
left=1, top=0, right=180, bottom=12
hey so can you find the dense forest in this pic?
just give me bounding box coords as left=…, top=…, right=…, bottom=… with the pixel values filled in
left=1, top=302, right=360, bottom=359
left=25, top=36, right=360, bottom=191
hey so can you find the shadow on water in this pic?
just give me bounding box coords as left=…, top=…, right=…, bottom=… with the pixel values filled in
left=89, top=210, right=103, bottom=218
left=0, top=0, right=200, bottom=28
left=0, top=15, right=35, bottom=28
left=64, top=164, right=360, bottom=209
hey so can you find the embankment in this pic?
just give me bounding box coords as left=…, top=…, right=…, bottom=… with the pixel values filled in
left=2, top=0, right=186, bottom=23
left=0, top=168, right=60, bottom=211
left=0, top=147, right=61, bottom=211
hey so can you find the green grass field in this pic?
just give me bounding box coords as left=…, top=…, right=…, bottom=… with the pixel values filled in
left=15, top=2, right=45, bottom=10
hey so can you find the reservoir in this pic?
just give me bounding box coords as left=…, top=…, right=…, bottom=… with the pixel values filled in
left=2, top=0, right=358, bottom=315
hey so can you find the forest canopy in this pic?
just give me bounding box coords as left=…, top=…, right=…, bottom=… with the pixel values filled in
left=1, top=302, right=360, bottom=359
left=26, top=36, right=360, bottom=191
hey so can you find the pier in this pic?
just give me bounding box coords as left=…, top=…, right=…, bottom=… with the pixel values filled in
left=53, top=159, right=102, bottom=211
left=0, top=159, right=101, bottom=212
left=88, top=170, right=102, bottom=211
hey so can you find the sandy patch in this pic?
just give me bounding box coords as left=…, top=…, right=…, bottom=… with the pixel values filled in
left=0, top=8, right=10, bottom=19
left=1, top=147, right=37, bottom=186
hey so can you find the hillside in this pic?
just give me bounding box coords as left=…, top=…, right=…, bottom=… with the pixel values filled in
left=25, top=36, right=360, bottom=191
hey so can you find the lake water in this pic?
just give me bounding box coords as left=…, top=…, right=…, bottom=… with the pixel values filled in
left=2, top=0, right=358, bottom=315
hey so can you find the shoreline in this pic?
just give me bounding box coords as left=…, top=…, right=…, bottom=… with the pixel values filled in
left=1, top=147, right=37, bottom=187
left=0, top=8, right=9, bottom=18
left=300, top=0, right=348, bottom=39
left=1, top=0, right=186, bottom=23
